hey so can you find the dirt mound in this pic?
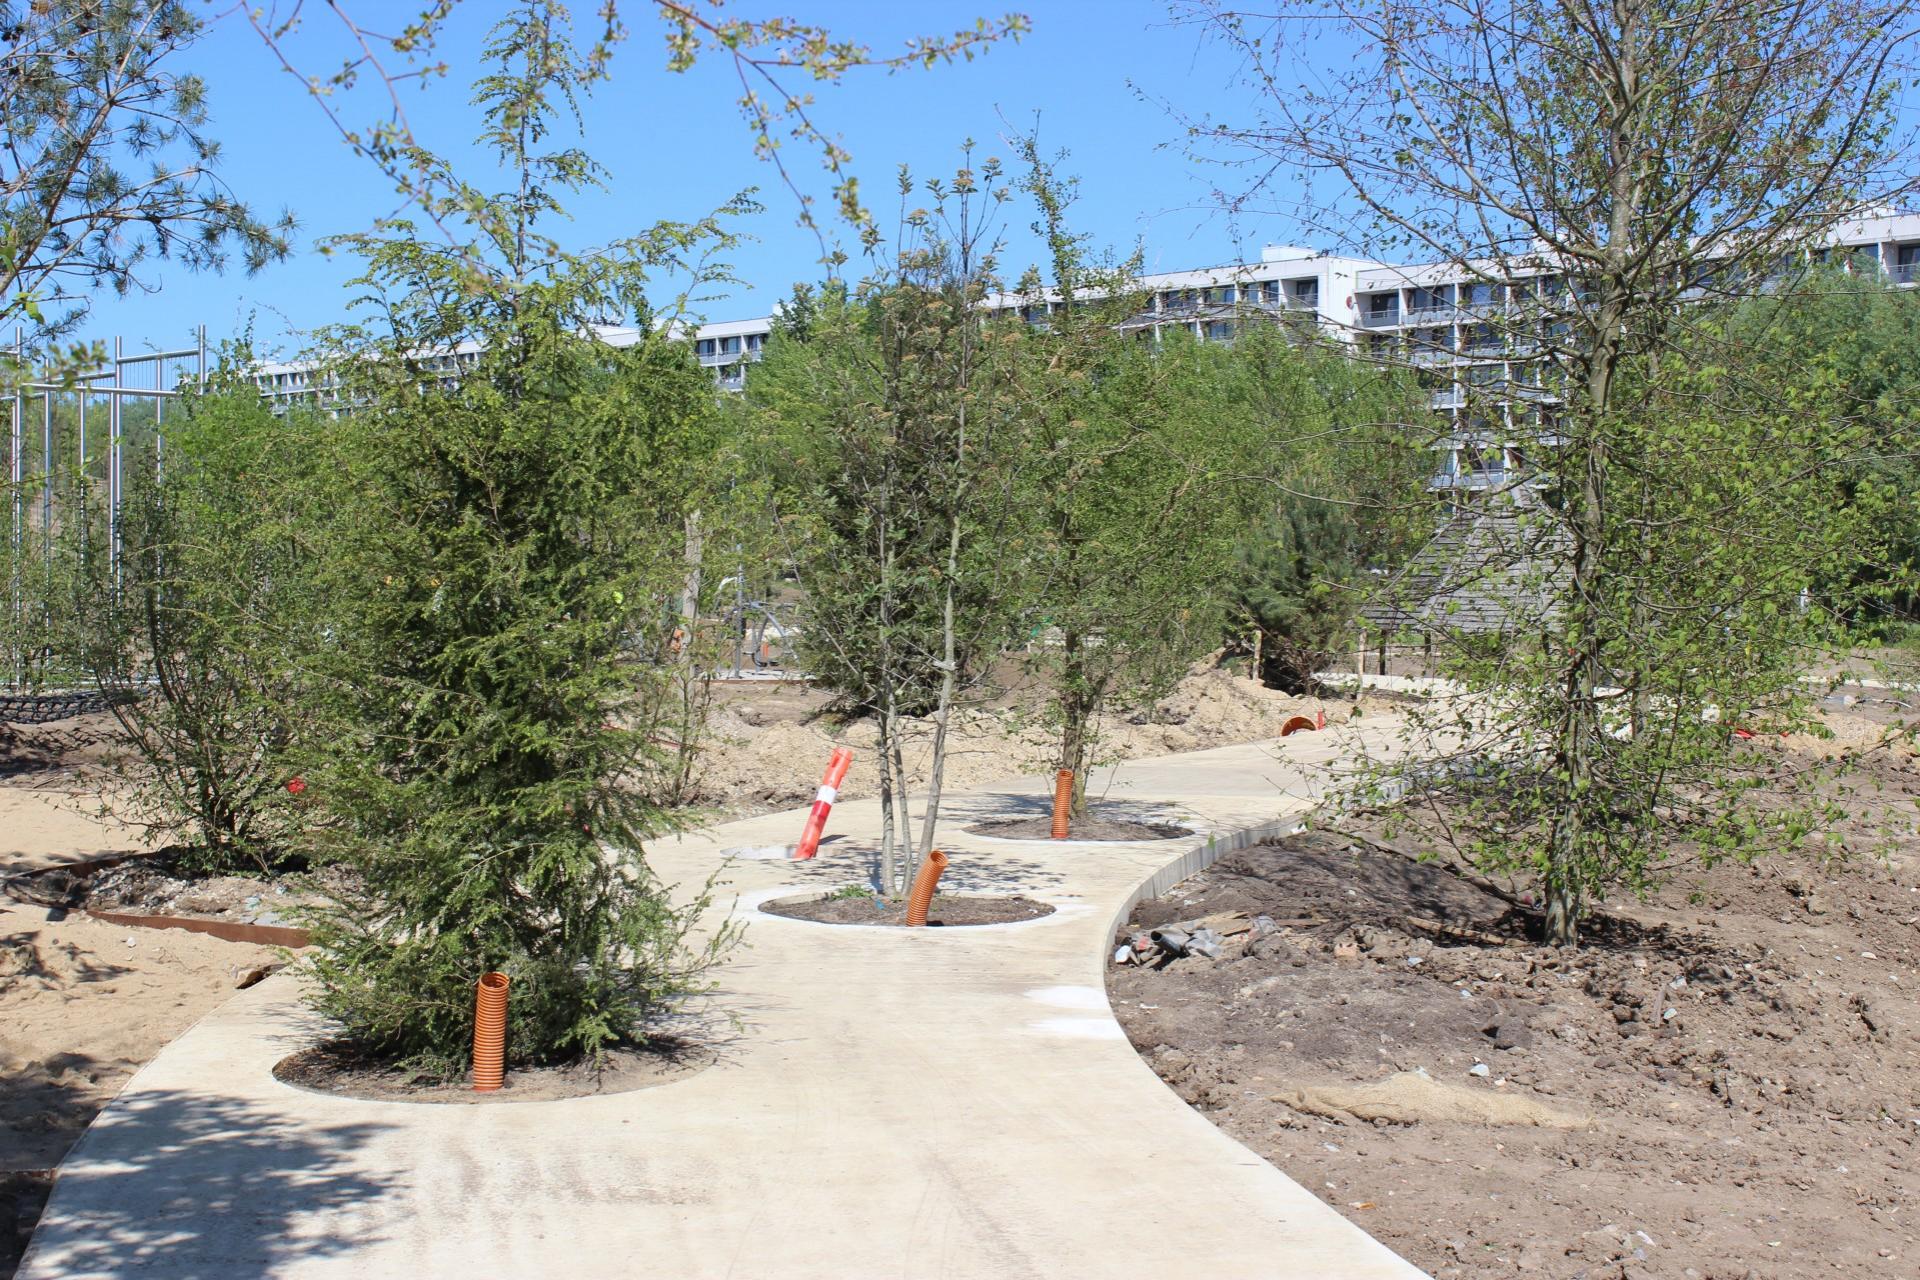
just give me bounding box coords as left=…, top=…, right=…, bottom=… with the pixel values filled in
left=1275, top=1070, right=1590, bottom=1128
left=688, top=661, right=1320, bottom=820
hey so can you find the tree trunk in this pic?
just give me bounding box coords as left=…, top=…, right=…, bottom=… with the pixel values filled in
left=877, top=708, right=897, bottom=897
left=915, top=523, right=962, bottom=864
left=890, top=731, right=913, bottom=897
left=1056, top=627, right=1097, bottom=817
left=680, top=508, right=704, bottom=629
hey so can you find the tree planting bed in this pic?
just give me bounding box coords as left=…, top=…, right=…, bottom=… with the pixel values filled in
left=965, top=816, right=1187, bottom=841
left=274, top=1039, right=712, bottom=1104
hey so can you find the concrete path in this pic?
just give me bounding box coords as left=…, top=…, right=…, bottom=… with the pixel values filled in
left=20, top=727, right=1427, bottom=1279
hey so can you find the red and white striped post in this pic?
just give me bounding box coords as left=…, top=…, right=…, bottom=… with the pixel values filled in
left=793, top=747, right=854, bottom=860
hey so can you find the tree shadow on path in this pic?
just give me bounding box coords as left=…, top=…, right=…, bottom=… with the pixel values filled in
left=18, top=1086, right=397, bottom=1279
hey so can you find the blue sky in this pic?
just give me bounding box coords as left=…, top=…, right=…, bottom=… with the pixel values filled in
left=84, top=1, right=1298, bottom=358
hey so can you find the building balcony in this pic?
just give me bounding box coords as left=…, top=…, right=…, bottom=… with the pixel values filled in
left=1893, top=263, right=1920, bottom=285
left=698, top=347, right=763, bottom=367
left=1359, top=309, right=1402, bottom=328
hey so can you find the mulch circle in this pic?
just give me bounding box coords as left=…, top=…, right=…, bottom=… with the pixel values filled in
left=762, top=892, right=1055, bottom=927
left=273, top=1038, right=711, bottom=1104
left=964, top=816, right=1189, bottom=841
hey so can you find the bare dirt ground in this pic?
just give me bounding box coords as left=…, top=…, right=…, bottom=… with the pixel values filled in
left=1, top=722, right=279, bottom=1276
left=1111, top=695, right=1920, bottom=1279
left=691, top=662, right=1335, bottom=819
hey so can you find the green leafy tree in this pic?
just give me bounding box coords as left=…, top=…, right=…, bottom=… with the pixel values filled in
left=65, top=363, right=327, bottom=872
left=297, top=1, right=738, bottom=1074
left=1231, top=495, right=1366, bottom=692
left=1717, top=265, right=1920, bottom=622
left=997, top=142, right=1270, bottom=810
left=0, top=0, right=292, bottom=340
left=750, top=157, right=1023, bottom=895
left=1188, top=0, right=1919, bottom=942
left=1224, top=330, right=1431, bottom=693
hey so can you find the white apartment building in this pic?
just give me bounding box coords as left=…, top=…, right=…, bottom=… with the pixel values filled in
left=1350, top=209, right=1920, bottom=494
left=249, top=319, right=771, bottom=410
left=249, top=213, right=1920, bottom=450
left=977, top=243, right=1386, bottom=341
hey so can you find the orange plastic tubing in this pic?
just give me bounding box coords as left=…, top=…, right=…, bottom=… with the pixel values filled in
left=472, top=971, right=509, bottom=1092
left=905, top=849, right=949, bottom=926
left=1050, top=769, right=1073, bottom=839
left=1280, top=714, right=1318, bottom=737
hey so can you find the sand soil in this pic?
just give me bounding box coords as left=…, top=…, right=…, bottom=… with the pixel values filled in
left=2, top=720, right=279, bottom=1275
left=1111, top=699, right=1920, bottom=1279
left=689, top=661, right=1340, bottom=819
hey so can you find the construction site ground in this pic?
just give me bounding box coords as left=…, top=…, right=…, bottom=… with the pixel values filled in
left=693, top=661, right=1361, bottom=819
left=0, top=663, right=1339, bottom=1276
left=14, top=730, right=1428, bottom=1279
left=1111, top=692, right=1920, bottom=1279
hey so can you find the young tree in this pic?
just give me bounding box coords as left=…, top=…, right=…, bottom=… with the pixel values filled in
left=996, top=143, right=1265, bottom=812
left=0, top=0, right=292, bottom=340
left=1224, top=321, right=1433, bottom=692
left=65, top=363, right=326, bottom=872
left=297, top=1, right=738, bottom=1074
left=750, top=158, right=1022, bottom=895
left=1185, top=0, right=1920, bottom=942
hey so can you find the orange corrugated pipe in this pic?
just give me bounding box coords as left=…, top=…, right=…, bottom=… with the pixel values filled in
left=905, top=849, right=949, bottom=926
left=472, top=971, right=509, bottom=1092
left=1051, top=769, right=1073, bottom=839
left=1280, top=714, right=1318, bottom=736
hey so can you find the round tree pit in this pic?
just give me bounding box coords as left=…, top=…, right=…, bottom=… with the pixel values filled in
left=965, top=816, right=1189, bottom=841
left=764, top=892, right=1055, bottom=927
left=274, top=1038, right=711, bottom=1104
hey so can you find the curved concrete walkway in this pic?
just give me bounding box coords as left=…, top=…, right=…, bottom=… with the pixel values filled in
left=21, top=727, right=1427, bottom=1279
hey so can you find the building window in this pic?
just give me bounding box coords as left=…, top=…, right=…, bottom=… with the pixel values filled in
left=1462, top=281, right=1499, bottom=308
left=1408, top=284, right=1452, bottom=314
left=1209, top=285, right=1236, bottom=305
left=696, top=338, right=716, bottom=357
left=1286, top=278, right=1319, bottom=307
left=1206, top=319, right=1235, bottom=341
left=1260, top=280, right=1281, bottom=304
left=1896, top=244, right=1920, bottom=284
left=720, top=336, right=741, bottom=355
